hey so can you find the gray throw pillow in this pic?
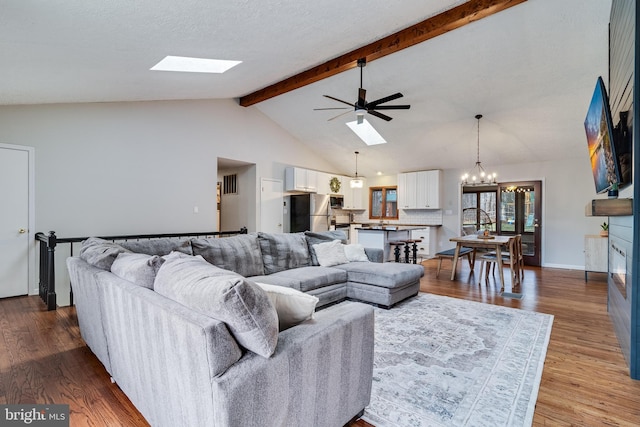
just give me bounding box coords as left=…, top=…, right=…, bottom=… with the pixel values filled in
left=257, top=232, right=310, bottom=274
left=304, top=230, right=348, bottom=266
left=79, top=237, right=130, bottom=270
left=191, top=234, right=264, bottom=277
left=110, top=252, right=164, bottom=289
left=119, top=238, right=193, bottom=256
left=154, top=253, right=278, bottom=358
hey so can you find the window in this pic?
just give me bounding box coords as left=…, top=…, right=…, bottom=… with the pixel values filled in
left=369, top=186, right=398, bottom=220
left=462, top=186, right=497, bottom=232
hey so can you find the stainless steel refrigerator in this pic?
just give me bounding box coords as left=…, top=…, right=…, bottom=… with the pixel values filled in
left=290, top=194, right=331, bottom=232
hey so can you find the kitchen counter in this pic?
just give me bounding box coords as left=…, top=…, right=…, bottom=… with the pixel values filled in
left=356, top=225, right=426, bottom=231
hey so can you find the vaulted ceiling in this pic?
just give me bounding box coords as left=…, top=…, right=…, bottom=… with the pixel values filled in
left=1, top=0, right=612, bottom=177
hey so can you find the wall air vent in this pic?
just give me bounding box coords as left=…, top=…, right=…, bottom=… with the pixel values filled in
left=223, top=174, right=237, bottom=195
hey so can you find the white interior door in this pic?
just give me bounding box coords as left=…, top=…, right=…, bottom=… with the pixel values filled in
left=260, top=178, right=283, bottom=233
left=0, top=146, right=30, bottom=298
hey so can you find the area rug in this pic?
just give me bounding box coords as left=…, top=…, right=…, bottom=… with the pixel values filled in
left=362, top=293, right=553, bottom=427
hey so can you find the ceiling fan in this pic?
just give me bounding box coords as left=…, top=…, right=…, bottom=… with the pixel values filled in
left=314, top=58, right=410, bottom=124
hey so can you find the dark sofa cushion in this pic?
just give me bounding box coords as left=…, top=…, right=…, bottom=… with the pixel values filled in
left=119, top=238, right=193, bottom=256
left=258, top=232, right=310, bottom=274
left=192, top=234, right=264, bottom=277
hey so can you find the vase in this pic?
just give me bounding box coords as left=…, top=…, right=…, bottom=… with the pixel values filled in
left=600, top=230, right=608, bottom=237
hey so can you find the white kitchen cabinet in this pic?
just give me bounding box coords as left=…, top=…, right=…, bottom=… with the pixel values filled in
left=285, top=167, right=318, bottom=192
left=349, top=224, right=359, bottom=244
left=411, top=228, right=437, bottom=259
left=316, top=172, right=331, bottom=194
left=397, top=170, right=441, bottom=209
left=585, top=234, right=608, bottom=280
left=343, top=177, right=366, bottom=209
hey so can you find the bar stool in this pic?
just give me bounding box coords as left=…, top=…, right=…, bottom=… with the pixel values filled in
left=388, top=241, right=405, bottom=262
left=403, top=239, right=422, bottom=264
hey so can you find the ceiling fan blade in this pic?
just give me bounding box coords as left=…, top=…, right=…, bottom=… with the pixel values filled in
left=323, top=95, right=354, bottom=107
left=372, top=104, right=411, bottom=110
left=328, top=110, right=353, bottom=121
left=368, top=110, right=393, bottom=122
left=367, top=92, right=403, bottom=108
left=313, top=107, right=350, bottom=111
left=357, top=88, right=367, bottom=107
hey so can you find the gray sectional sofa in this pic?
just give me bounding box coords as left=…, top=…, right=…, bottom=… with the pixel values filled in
left=66, top=230, right=424, bottom=427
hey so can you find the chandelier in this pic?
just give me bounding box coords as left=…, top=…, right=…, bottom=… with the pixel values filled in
left=461, top=114, right=497, bottom=185
left=350, top=151, right=364, bottom=188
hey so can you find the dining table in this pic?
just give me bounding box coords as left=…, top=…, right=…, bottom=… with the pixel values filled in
left=449, top=234, right=516, bottom=288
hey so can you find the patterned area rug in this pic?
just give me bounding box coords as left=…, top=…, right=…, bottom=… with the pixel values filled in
left=362, top=293, right=553, bottom=427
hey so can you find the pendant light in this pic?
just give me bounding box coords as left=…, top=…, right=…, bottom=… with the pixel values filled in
left=461, top=114, right=497, bottom=185
left=350, top=151, right=364, bottom=188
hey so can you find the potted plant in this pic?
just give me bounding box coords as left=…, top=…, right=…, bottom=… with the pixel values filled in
left=600, top=221, right=609, bottom=237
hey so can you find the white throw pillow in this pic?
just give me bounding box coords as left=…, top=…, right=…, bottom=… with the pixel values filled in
left=343, top=244, right=370, bottom=262
left=254, top=282, right=319, bottom=330
left=312, top=240, right=349, bottom=267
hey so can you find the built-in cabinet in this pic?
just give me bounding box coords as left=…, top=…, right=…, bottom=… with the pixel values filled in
left=285, top=167, right=317, bottom=192
left=397, top=170, right=442, bottom=209
left=584, top=234, right=608, bottom=280
left=411, top=228, right=438, bottom=259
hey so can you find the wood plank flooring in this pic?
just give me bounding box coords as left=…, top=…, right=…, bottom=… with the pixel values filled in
left=1, top=260, right=640, bottom=426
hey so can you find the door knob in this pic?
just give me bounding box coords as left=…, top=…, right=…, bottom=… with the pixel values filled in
left=18, top=228, right=27, bottom=234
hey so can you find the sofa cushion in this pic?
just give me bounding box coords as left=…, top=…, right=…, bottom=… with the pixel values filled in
left=110, top=252, right=164, bottom=289
left=305, top=230, right=348, bottom=266
left=313, top=240, right=349, bottom=267
left=154, top=253, right=278, bottom=358
left=335, top=262, right=424, bottom=289
left=343, top=244, right=370, bottom=262
left=192, top=234, right=264, bottom=277
left=270, top=266, right=348, bottom=292
left=253, top=282, right=319, bottom=331
left=119, top=238, right=193, bottom=256
left=258, top=232, right=310, bottom=274
left=79, top=237, right=131, bottom=270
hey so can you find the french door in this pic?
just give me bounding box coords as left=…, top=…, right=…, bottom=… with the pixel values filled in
left=497, top=181, right=542, bottom=266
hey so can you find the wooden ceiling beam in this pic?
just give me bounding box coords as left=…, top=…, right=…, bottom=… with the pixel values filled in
left=239, top=0, right=526, bottom=107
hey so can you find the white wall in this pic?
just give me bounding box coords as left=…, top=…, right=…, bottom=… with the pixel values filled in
left=0, top=99, right=335, bottom=305
left=0, top=99, right=335, bottom=236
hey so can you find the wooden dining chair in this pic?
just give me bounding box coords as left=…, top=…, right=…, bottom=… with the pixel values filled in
left=478, top=235, right=521, bottom=284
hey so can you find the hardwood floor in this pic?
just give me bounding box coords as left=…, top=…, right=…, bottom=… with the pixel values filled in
left=2, top=260, right=640, bottom=426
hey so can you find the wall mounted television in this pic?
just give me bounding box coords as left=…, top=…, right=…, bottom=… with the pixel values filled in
left=584, top=76, right=621, bottom=194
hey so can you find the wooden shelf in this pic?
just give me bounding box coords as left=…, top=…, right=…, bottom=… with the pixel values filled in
left=585, top=198, right=633, bottom=216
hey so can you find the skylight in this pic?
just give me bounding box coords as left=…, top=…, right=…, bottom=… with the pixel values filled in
left=346, top=119, right=388, bottom=145
left=150, top=56, right=242, bottom=73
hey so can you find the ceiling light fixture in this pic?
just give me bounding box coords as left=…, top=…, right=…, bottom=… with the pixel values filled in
left=461, top=114, right=497, bottom=185
left=346, top=119, right=387, bottom=146
left=350, top=151, right=364, bottom=188
left=150, top=56, right=242, bottom=73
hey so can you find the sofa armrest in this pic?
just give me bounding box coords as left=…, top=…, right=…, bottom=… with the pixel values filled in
left=212, top=301, right=375, bottom=427
left=365, top=247, right=384, bottom=263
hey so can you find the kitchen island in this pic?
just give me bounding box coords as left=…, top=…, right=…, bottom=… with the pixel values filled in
left=356, top=226, right=426, bottom=262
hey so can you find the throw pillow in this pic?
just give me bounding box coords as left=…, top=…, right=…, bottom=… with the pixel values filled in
left=312, top=240, right=349, bottom=267
left=304, top=230, right=348, bottom=265
left=257, top=232, right=310, bottom=274
left=110, top=252, right=164, bottom=289
left=79, top=237, right=130, bottom=270
left=191, top=233, right=264, bottom=277
left=154, top=253, right=278, bottom=358
left=253, top=282, right=319, bottom=331
left=343, top=243, right=370, bottom=262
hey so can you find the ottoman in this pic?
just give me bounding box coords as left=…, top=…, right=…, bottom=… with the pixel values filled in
left=335, top=262, right=424, bottom=308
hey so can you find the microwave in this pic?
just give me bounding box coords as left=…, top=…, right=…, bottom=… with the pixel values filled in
left=330, top=195, right=344, bottom=208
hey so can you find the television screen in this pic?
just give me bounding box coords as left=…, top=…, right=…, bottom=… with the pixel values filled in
left=584, top=76, right=620, bottom=194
